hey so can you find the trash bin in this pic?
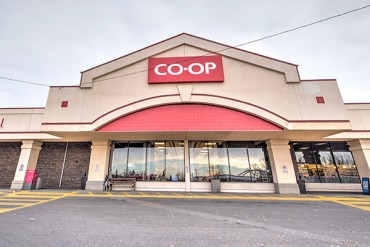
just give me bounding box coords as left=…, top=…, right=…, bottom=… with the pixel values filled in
left=297, top=179, right=306, bottom=194
left=35, top=177, right=42, bottom=190
left=80, top=175, right=87, bottom=190
left=211, top=179, right=221, bottom=193
left=362, top=177, right=369, bottom=195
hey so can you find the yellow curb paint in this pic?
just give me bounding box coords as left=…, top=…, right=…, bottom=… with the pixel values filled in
left=172, top=193, right=184, bottom=196
left=187, top=193, right=198, bottom=196
left=88, top=192, right=94, bottom=195
left=156, top=192, right=165, bottom=196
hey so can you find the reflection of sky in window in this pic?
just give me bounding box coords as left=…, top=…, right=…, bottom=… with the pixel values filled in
left=111, top=148, right=128, bottom=177
left=228, top=148, right=249, bottom=175
left=248, top=148, right=266, bottom=170
left=190, top=148, right=209, bottom=176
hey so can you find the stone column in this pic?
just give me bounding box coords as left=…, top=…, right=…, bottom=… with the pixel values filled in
left=85, top=140, right=112, bottom=191
left=184, top=140, right=190, bottom=192
left=348, top=139, right=370, bottom=179
left=11, top=140, right=42, bottom=190
left=266, top=139, right=299, bottom=194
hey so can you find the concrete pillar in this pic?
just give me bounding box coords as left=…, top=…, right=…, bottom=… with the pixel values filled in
left=348, top=139, right=370, bottom=179
left=85, top=140, right=112, bottom=190
left=184, top=140, right=190, bottom=192
left=10, top=140, right=42, bottom=190
left=266, top=139, right=299, bottom=194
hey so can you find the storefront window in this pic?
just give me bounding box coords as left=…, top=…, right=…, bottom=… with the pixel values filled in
left=111, top=143, right=129, bottom=178
left=208, top=142, right=229, bottom=181
left=166, top=141, right=185, bottom=182
left=190, top=142, right=210, bottom=182
left=190, top=141, right=272, bottom=183
left=331, top=142, right=361, bottom=183
left=147, top=142, right=166, bottom=181
left=248, top=146, right=270, bottom=182
left=127, top=142, right=146, bottom=181
left=292, top=142, right=320, bottom=182
left=291, top=142, right=360, bottom=184
left=227, top=142, right=252, bottom=182
left=110, top=141, right=185, bottom=182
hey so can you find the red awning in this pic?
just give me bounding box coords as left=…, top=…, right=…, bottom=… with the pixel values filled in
left=97, top=104, right=282, bottom=132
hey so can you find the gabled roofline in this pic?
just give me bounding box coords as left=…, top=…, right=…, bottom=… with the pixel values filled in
left=80, top=33, right=301, bottom=87
left=80, top=33, right=297, bottom=74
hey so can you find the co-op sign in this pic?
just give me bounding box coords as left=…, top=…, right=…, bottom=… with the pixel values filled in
left=148, top=55, right=224, bottom=83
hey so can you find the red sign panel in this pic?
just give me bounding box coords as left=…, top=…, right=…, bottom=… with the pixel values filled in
left=148, top=55, right=224, bottom=83
left=24, top=169, right=37, bottom=184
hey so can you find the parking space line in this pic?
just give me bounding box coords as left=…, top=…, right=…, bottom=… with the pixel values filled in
left=1, top=190, right=370, bottom=212
left=0, top=202, right=35, bottom=206
left=0, top=190, right=78, bottom=214
left=0, top=208, right=12, bottom=213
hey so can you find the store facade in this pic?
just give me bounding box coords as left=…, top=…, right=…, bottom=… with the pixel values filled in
left=1, top=33, right=369, bottom=193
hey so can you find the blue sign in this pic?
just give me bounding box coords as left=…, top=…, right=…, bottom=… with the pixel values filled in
left=362, top=177, right=369, bottom=194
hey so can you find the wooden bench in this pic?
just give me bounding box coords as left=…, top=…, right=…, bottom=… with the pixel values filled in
left=109, top=178, right=136, bottom=191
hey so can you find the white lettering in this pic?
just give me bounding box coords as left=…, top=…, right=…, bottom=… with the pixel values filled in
left=168, top=64, right=183, bottom=75
left=154, top=61, right=218, bottom=76
left=154, top=64, right=167, bottom=75
left=205, top=62, right=216, bottom=74
left=188, top=63, right=204, bottom=75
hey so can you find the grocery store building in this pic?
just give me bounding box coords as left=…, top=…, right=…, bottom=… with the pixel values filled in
left=1, top=33, right=369, bottom=194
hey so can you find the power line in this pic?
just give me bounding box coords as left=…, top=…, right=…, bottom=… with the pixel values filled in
left=1, top=3, right=369, bottom=87
left=0, top=76, right=50, bottom=87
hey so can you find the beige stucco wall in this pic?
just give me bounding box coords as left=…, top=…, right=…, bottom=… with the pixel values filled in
left=0, top=108, right=44, bottom=132
left=345, top=104, right=370, bottom=130
left=40, top=43, right=350, bottom=134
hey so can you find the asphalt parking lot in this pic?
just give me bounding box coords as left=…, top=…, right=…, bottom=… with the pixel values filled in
left=0, top=190, right=369, bottom=247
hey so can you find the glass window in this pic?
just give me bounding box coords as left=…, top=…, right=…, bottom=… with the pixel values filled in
left=147, top=142, right=166, bottom=181
left=291, top=141, right=360, bottom=184
left=111, top=143, right=129, bottom=178
left=208, top=142, right=230, bottom=181
left=333, top=151, right=360, bottom=183
left=190, top=141, right=210, bottom=182
left=165, top=141, right=185, bottom=182
left=127, top=142, right=146, bottom=181
left=227, top=142, right=253, bottom=182
left=312, top=142, right=340, bottom=183
left=291, top=142, right=320, bottom=183
left=190, top=141, right=271, bottom=183
left=248, top=146, right=271, bottom=183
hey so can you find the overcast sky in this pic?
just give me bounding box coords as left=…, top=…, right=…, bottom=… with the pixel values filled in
left=0, top=0, right=369, bottom=107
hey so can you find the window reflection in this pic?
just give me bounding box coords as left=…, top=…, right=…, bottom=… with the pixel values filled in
left=110, top=141, right=185, bottom=182
left=166, top=141, right=185, bottom=181
left=334, top=152, right=360, bottom=183
left=291, top=142, right=360, bottom=184
left=127, top=142, right=146, bottom=181
left=228, top=142, right=252, bottom=182
left=190, top=142, right=210, bottom=182
left=111, top=143, right=128, bottom=178
left=208, top=142, right=229, bottom=181
left=147, top=142, right=166, bottom=181
left=190, top=141, right=272, bottom=183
